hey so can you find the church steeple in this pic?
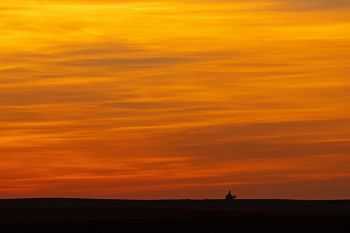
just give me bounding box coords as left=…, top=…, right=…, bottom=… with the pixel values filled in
left=226, top=190, right=234, bottom=200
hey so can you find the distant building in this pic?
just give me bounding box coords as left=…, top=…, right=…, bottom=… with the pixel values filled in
left=225, top=190, right=237, bottom=201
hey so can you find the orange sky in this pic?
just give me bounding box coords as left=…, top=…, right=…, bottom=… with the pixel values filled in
left=1, top=0, right=350, bottom=199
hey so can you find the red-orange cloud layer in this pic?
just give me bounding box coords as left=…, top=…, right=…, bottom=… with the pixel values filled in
left=0, top=0, right=350, bottom=199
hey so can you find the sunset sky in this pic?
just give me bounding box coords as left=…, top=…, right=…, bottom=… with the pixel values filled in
left=1, top=0, right=350, bottom=199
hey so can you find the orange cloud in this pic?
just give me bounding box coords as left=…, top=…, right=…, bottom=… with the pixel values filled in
left=0, top=0, right=350, bottom=199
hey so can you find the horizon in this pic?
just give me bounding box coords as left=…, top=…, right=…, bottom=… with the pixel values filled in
left=1, top=0, right=350, bottom=200
left=1, top=197, right=350, bottom=201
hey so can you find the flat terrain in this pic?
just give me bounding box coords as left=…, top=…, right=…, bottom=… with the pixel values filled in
left=0, top=199, right=349, bottom=233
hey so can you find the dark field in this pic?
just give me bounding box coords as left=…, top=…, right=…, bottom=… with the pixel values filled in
left=0, top=199, right=349, bottom=233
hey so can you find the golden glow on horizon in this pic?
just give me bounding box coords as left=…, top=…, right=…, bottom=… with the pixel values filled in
left=1, top=0, right=350, bottom=199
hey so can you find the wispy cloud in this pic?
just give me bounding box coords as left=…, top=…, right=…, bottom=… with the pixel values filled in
left=0, top=0, right=350, bottom=199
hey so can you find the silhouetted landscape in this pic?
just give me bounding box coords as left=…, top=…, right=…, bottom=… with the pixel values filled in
left=2, top=1, right=350, bottom=233
left=1, top=198, right=349, bottom=233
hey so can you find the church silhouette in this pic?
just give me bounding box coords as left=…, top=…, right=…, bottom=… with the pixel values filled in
left=225, top=190, right=237, bottom=200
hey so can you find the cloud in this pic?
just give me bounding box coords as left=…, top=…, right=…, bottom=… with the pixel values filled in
left=57, top=56, right=189, bottom=68
left=273, top=0, right=350, bottom=11
left=0, top=0, right=350, bottom=199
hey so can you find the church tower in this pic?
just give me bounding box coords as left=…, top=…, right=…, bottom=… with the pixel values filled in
left=226, top=190, right=234, bottom=200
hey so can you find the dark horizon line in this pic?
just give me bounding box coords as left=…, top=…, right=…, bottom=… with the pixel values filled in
left=1, top=197, right=349, bottom=201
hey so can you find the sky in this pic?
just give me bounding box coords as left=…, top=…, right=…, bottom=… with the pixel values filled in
left=1, top=0, right=350, bottom=199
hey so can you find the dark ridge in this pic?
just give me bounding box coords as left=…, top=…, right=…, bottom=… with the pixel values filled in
left=0, top=198, right=349, bottom=233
